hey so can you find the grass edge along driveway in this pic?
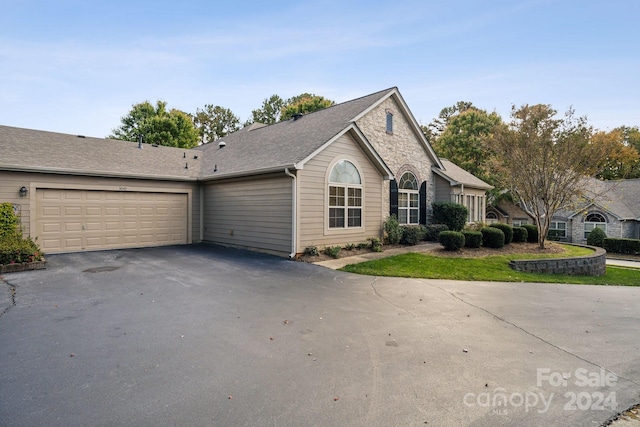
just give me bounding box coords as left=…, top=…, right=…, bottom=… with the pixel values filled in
left=339, top=245, right=640, bottom=286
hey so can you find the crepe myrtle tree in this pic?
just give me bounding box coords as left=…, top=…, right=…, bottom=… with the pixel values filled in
left=491, top=104, right=608, bottom=249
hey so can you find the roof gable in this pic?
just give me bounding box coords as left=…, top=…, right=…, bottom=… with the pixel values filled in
left=197, top=88, right=400, bottom=180
left=352, top=87, right=443, bottom=169
left=432, top=159, right=493, bottom=190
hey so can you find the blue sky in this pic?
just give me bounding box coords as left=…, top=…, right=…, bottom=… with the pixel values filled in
left=1, top=0, right=638, bottom=138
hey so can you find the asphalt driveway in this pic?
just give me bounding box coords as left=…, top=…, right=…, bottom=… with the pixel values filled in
left=1, top=244, right=639, bottom=427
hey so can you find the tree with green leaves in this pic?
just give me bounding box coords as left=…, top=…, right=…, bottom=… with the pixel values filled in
left=431, top=107, right=503, bottom=186
left=280, top=93, right=335, bottom=121
left=110, top=101, right=198, bottom=148
left=248, top=94, right=286, bottom=125
left=422, top=101, right=475, bottom=142
left=592, top=128, right=640, bottom=180
left=193, top=104, right=240, bottom=144
left=491, top=104, right=609, bottom=249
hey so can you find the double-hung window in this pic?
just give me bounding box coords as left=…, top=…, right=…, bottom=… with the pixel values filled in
left=398, top=172, right=419, bottom=224
left=329, top=160, right=362, bottom=228
left=548, top=221, right=567, bottom=238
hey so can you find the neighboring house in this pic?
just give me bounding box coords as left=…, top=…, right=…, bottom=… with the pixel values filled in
left=486, top=199, right=535, bottom=227
left=550, top=178, right=640, bottom=244
left=0, top=87, right=492, bottom=257
left=485, top=178, right=640, bottom=244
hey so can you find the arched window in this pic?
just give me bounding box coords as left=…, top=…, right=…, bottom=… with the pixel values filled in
left=486, top=211, right=498, bottom=224
left=329, top=160, right=362, bottom=228
left=398, top=172, right=419, bottom=224
left=584, top=212, right=606, bottom=239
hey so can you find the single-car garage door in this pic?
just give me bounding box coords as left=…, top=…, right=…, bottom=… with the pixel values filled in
left=35, top=189, right=188, bottom=253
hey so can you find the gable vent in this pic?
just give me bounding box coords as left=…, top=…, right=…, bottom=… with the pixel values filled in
left=218, top=141, right=226, bottom=149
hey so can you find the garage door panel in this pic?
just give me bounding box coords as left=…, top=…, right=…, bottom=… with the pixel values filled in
left=123, top=207, right=138, bottom=216
left=65, top=222, right=82, bottom=232
left=85, top=207, right=102, bottom=216
left=36, top=189, right=188, bottom=253
left=64, top=206, right=82, bottom=216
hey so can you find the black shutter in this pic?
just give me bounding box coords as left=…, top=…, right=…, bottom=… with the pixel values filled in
left=390, top=179, right=398, bottom=218
left=419, top=181, right=427, bottom=224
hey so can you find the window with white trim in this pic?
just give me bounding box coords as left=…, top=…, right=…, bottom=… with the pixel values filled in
left=584, top=213, right=606, bottom=239
left=398, top=172, right=419, bottom=224
left=329, top=160, right=362, bottom=228
left=548, top=221, right=567, bottom=238
left=513, top=219, right=528, bottom=227
left=486, top=211, right=498, bottom=224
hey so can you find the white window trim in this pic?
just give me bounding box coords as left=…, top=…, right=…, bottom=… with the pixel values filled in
left=325, top=159, right=365, bottom=234
left=398, top=172, right=419, bottom=225
left=584, top=213, right=606, bottom=239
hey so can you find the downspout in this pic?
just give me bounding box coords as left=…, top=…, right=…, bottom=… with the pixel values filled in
left=199, top=184, right=204, bottom=242
left=284, top=168, right=297, bottom=258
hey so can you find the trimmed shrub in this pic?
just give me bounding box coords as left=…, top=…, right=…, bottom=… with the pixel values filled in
left=522, top=224, right=538, bottom=243
left=356, top=242, right=369, bottom=250
left=603, top=238, right=640, bottom=255
left=586, top=227, right=607, bottom=247
left=303, top=245, right=319, bottom=256
left=344, top=243, right=356, bottom=251
left=512, top=227, right=528, bottom=243
left=0, top=235, right=43, bottom=265
left=439, top=231, right=465, bottom=251
left=481, top=227, right=505, bottom=249
left=401, top=226, right=424, bottom=246
left=490, top=223, right=513, bottom=244
left=0, top=202, right=20, bottom=238
left=462, top=230, right=482, bottom=248
left=424, top=224, right=449, bottom=241
left=432, top=202, right=468, bottom=232
left=384, top=215, right=403, bottom=245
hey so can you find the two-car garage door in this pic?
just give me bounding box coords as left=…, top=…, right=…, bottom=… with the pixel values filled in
left=35, top=189, right=188, bottom=253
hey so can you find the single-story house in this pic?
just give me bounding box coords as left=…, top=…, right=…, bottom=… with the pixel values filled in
left=0, top=87, right=492, bottom=257
left=486, top=178, right=640, bottom=244
left=550, top=178, right=640, bottom=243
left=486, top=199, right=535, bottom=227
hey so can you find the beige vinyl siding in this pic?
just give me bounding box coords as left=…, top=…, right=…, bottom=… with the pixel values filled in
left=434, top=175, right=452, bottom=202
left=0, top=170, right=198, bottom=249
left=202, top=174, right=292, bottom=254
left=298, top=132, right=383, bottom=250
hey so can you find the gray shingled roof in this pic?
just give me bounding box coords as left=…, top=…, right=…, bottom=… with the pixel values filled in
left=0, top=125, right=201, bottom=180
left=433, top=159, right=493, bottom=190
left=195, top=88, right=395, bottom=179
left=553, top=178, right=640, bottom=220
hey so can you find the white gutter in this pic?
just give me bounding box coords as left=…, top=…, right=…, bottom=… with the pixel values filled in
left=284, top=168, right=297, bottom=259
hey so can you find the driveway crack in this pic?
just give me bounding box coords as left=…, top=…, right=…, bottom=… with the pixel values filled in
left=370, top=277, right=416, bottom=318
left=0, top=276, right=17, bottom=319
left=429, top=282, right=640, bottom=388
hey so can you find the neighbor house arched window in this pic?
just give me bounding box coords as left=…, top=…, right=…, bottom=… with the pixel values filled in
left=328, top=160, right=362, bottom=228
left=398, top=172, right=419, bottom=224
left=584, top=212, right=606, bottom=239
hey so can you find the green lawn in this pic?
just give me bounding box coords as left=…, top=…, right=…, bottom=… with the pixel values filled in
left=339, top=246, right=640, bottom=286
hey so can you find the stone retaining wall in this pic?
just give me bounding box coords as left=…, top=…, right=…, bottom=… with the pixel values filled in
left=0, top=260, right=47, bottom=274
left=509, top=245, right=606, bottom=276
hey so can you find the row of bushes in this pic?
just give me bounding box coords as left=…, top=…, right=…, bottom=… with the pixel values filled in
left=603, top=237, right=640, bottom=255
left=439, top=223, right=539, bottom=252
left=0, top=202, right=44, bottom=265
